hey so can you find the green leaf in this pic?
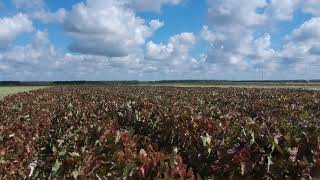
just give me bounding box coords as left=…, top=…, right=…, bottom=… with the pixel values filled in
left=201, top=133, right=212, bottom=147
left=51, top=159, right=62, bottom=175
left=267, top=154, right=273, bottom=173
left=123, top=163, right=135, bottom=177
left=250, top=131, right=255, bottom=144
left=59, top=150, right=67, bottom=156
left=0, top=157, right=6, bottom=164
left=57, top=139, right=64, bottom=147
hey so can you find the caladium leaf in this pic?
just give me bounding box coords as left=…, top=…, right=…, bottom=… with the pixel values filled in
left=267, top=154, right=273, bottom=173
left=240, top=161, right=246, bottom=176
left=28, top=160, right=38, bottom=177
left=170, top=147, right=179, bottom=166
left=69, top=152, right=80, bottom=157
left=58, top=149, right=67, bottom=156
left=250, top=131, right=255, bottom=144
left=51, top=159, right=62, bottom=175
left=201, top=133, right=212, bottom=147
left=72, top=167, right=81, bottom=179
left=0, top=157, right=6, bottom=164
left=289, top=147, right=299, bottom=162
left=115, top=130, right=121, bottom=144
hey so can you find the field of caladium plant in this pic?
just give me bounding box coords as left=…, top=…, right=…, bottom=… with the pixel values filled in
left=1, top=86, right=320, bottom=179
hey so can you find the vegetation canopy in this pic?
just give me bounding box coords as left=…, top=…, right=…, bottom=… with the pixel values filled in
left=1, top=86, right=320, bottom=179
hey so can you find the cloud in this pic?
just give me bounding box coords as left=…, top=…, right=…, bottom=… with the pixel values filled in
left=0, top=13, right=33, bottom=49
left=0, top=29, right=156, bottom=80
left=200, top=25, right=225, bottom=42
left=12, top=0, right=66, bottom=23
left=202, top=0, right=320, bottom=76
left=31, top=8, right=67, bottom=23
left=288, top=17, right=320, bottom=43
left=266, top=0, right=298, bottom=21
left=204, top=0, right=320, bottom=59
left=309, top=45, right=320, bottom=55
left=130, top=0, right=183, bottom=12
left=281, top=17, right=320, bottom=62
left=0, top=31, right=57, bottom=66
left=302, top=0, right=320, bottom=16
left=64, top=0, right=163, bottom=57
left=206, top=0, right=268, bottom=49
left=0, top=30, right=110, bottom=80
left=146, top=32, right=196, bottom=64
left=2, top=0, right=320, bottom=80
left=149, top=20, right=165, bottom=31
left=266, top=0, right=320, bottom=21
left=253, top=33, right=276, bottom=60
left=0, top=30, right=59, bottom=80
left=202, top=0, right=302, bottom=76
left=204, top=0, right=268, bottom=67
left=207, top=0, right=267, bottom=29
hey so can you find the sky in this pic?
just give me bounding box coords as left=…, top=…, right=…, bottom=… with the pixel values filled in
left=0, top=0, right=320, bottom=81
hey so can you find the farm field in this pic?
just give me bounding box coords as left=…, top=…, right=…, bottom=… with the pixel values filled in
left=1, top=86, right=320, bottom=179
left=0, top=86, right=48, bottom=99
left=139, top=82, right=320, bottom=90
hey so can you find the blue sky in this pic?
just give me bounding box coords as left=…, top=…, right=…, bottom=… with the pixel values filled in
left=0, top=0, right=320, bottom=81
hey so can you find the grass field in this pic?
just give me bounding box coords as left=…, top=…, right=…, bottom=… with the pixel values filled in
left=1, top=83, right=319, bottom=100
left=138, top=82, right=320, bottom=90
left=0, top=86, right=48, bottom=98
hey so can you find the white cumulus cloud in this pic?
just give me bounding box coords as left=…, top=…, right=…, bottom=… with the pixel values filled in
left=64, top=0, right=164, bottom=57
left=281, top=17, right=320, bottom=63
left=146, top=32, right=196, bottom=64
left=0, top=13, right=33, bottom=49
left=12, top=0, right=67, bottom=23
